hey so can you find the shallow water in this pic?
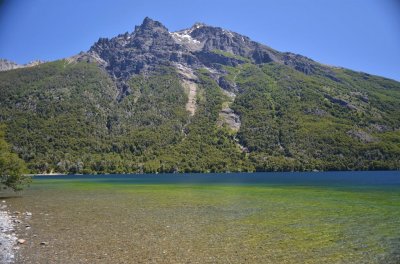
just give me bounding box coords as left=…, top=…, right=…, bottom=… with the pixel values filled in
left=6, top=171, right=400, bottom=263
left=32, top=171, right=400, bottom=186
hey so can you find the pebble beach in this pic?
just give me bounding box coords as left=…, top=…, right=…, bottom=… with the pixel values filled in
left=0, top=200, right=33, bottom=264
left=0, top=200, right=17, bottom=264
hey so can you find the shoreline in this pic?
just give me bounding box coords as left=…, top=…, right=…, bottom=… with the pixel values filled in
left=0, top=198, right=33, bottom=264
left=26, top=169, right=400, bottom=177
left=0, top=200, right=18, bottom=264
left=25, top=173, right=66, bottom=176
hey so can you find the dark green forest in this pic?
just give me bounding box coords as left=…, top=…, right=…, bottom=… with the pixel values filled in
left=0, top=125, right=31, bottom=190
left=0, top=58, right=399, bottom=174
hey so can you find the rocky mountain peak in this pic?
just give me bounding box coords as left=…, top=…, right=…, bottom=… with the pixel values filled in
left=74, top=17, right=333, bottom=99
left=192, top=22, right=206, bottom=28
left=134, top=17, right=169, bottom=34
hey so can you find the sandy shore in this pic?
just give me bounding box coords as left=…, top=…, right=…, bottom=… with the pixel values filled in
left=25, top=173, right=66, bottom=176
left=0, top=200, right=18, bottom=264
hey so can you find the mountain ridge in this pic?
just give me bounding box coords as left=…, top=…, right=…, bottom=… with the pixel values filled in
left=0, top=17, right=399, bottom=173
left=69, top=17, right=337, bottom=99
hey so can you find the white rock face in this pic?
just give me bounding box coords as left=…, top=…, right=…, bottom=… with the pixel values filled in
left=174, top=63, right=198, bottom=116
left=171, top=32, right=200, bottom=44
left=170, top=28, right=204, bottom=51
left=0, top=59, right=44, bottom=72
left=222, top=29, right=234, bottom=38
left=0, top=59, right=21, bottom=72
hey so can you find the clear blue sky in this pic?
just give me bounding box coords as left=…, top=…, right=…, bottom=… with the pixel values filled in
left=1, top=0, right=399, bottom=80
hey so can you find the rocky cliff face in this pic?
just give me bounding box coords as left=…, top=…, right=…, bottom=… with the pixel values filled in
left=72, top=17, right=328, bottom=98
left=0, top=59, right=21, bottom=72
left=0, top=59, right=44, bottom=72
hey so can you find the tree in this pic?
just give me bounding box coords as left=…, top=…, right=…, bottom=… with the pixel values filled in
left=0, top=126, right=31, bottom=191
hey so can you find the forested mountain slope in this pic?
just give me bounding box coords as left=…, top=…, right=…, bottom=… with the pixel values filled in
left=0, top=18, right=399, bottom=173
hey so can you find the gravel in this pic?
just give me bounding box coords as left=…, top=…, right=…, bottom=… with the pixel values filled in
left=0, top=200, right=18, bottom=264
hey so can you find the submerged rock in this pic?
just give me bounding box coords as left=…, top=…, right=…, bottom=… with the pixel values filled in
left=17, top=239, right=26, bottom=244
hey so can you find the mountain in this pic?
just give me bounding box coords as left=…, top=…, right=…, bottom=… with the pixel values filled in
left=0, top=17, right=399, bottom=173
left=0, top=59, right=44, bottom=72
left=0, top=59, right=21, bottom=71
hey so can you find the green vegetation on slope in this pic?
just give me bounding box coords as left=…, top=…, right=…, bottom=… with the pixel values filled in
left=0, top=125, right=31, bottom=191
left=0, top=60, right=117, bottom=173
left=0, top=62, right=250, bottom=173
left=227, top=63, right=400, bottom=171
left=0, top=59, right=399, bottom=173
left=146, top=70, right=252, bottom=172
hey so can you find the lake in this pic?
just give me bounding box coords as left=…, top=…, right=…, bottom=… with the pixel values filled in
left=6, top=171, right=400, bottom=263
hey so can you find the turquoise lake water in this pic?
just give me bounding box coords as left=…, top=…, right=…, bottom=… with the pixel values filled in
left=34, top=170, right=400, bottom=186
left=9, top=171, right=400, bottom=263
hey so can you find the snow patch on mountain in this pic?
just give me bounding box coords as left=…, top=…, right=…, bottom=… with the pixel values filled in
left=170, top=31, right=200, bottom=44
left=170, top=24, right=205, bottom=51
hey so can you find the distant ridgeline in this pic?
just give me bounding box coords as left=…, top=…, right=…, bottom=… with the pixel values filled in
left=0, top=18, right=399, bottom=173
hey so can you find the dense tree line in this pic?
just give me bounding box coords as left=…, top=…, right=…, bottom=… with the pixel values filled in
left=228, top=63, right=400, bottom=171
left=0, top=59, right=399, bottom=174
left=0, top=125, right=31, bottom=191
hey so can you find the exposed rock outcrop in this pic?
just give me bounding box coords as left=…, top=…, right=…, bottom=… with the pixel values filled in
left=0, top=59, right=44, bottom=72
left=0, top=59, right=21, bottom=71
left=175, top=63, right=198, bottom=116
left=218, top=107, right=241, bottom=132
left=68, top=17, right=333, bottom=99
left=347, top=130, right=377, bottom=143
